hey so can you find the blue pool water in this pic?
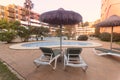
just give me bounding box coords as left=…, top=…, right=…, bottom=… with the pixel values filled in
left=22, top=41, right=92, bottom=47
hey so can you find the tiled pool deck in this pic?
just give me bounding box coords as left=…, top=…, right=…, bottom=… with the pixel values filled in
left=0, top=39, right=120, bottom=80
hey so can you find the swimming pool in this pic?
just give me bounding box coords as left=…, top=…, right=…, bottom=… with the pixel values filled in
left=22, top=41, right=92, bottom=47
left=9, top=41, right=102, bottom=49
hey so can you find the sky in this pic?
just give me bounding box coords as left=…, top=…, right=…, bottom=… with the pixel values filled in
left=0, top=0, right=101, bottom=22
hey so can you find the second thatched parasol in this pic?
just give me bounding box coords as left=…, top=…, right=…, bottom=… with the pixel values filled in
left=96, top=15, right=120, bottom=50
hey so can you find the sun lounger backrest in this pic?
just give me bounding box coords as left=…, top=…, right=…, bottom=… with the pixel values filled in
left=40, top=47, right=54, bottom=57
left=67, top=48, right=82, bottom=57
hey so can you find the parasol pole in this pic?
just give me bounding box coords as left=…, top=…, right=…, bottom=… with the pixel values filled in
left=60, top=24, right=62, bottom=54
left=110, top=26, right=113, bottom=50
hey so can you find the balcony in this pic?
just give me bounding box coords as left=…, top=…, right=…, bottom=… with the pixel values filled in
left=7, top=7, right=15, bottom=13
left=8, top=13, right=15, bottom=18
left=8, top=17, right=15, bottom=21
left=0, top=12, right=4, bottom=16
left=21, top=16, right=26, bottom=21
left=30, top=16, right=34, bottom=19
left=20, top=11, right=26, bottom=16
left=20, top=8, right=26, bottom=11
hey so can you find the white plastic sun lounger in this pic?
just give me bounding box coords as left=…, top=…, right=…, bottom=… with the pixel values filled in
left=34, top=47, right=61, bottom=70
left=93, top=48, right=120, bottom=57
left=64, top=48, right=88, bottom=71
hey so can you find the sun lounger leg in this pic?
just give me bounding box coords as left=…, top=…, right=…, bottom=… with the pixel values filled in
left=82, top=66, right=88, bottom=72
left=53, top=58, right=57, bottom=70
left=50, top=57, right=58, bottom=70
left=33, top=60, right=40, bottom=68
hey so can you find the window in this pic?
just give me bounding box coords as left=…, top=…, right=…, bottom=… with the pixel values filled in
left=16, top=15, right=18, bottom=19
left=16, top=10, right=18, bottom=13
left=1, top=12, right=4, bottom=16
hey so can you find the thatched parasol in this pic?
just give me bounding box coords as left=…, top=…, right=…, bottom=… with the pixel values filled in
left=96, top=15, right=120, bottom=50
left=39, top=8, right=82, bottom=52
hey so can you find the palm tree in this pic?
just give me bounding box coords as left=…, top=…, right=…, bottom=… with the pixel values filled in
left=64, top=25, right=74, bottom=40
left=55, top=28, right=61, bottom=37
left=83, top=21, right=89, bottom=35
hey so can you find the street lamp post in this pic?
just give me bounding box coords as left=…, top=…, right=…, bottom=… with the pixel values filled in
left=24, top=0, right=34, bottom=27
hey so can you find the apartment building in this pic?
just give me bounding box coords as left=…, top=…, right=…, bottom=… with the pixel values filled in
left=101, top=0, right=120, bottom=33
left=0, top=4, right=44, bottom=27
left=0, top=5, right=5, bottom=19
left=48, top=22, right=95, bottom=39
left=74, top=22, right=95, bottom=39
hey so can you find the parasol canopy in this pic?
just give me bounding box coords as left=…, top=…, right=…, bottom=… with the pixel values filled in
left=40, top=8, right=82, bottom=25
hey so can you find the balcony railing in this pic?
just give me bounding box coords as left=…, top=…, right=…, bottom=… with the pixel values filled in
left=7, top=7, right=15, bottom=13
left=21, top=16, right=26, bottom=21
left=20, top=8, right=26, bottom=11
left=8, top=13, right=15, bottom=18
left=8, top=18, right=15, bottom=21
left=20, top=11, right=26, bottom=15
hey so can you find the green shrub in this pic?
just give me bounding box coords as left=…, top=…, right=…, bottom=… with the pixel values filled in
left=112, top=33, right=120, bottom=41
left=99, top=32, right=120, bottom=42
left=0, top=31, right=16, bottom=43
left=99, top=32, right=111, bottom=41
left=17, top=26, right=31, bottom=42
left=77, top=35, right=88, bottom=41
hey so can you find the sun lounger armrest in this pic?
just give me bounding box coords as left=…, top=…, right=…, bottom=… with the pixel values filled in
left=49, top=54, right=61, bottom=64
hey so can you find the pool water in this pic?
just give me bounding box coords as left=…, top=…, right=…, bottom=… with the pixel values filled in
left=22, top=41, right=92, bottom=47
left=9, top=41, right=102, bottom=49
